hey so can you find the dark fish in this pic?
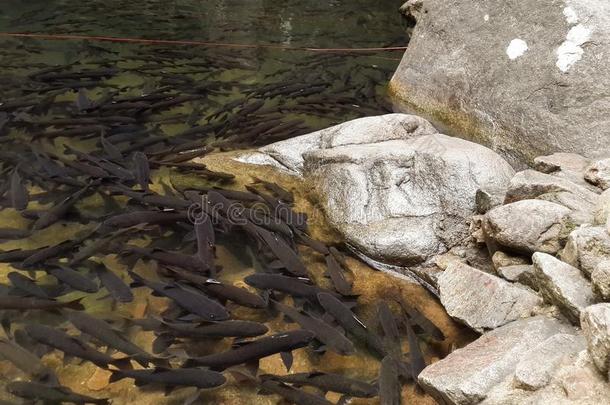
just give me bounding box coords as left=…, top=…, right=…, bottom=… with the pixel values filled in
left=271, top=300, right=354, bottom=355
left=405, top=317, right=426, bottom=381
left=0, top=248, right=40, bottom=263
left=135, top=318, right=268, bottom=339
left=187, top=330, right=314, bottom=370
left=0, top=296, right=83, bottom=311
left=102, top=211, right=187, bottom=228
left=10, top=168, right=28, bottom=211
left=378, top=302, right=401, bottom=358
left=76, top=88, right=93, bottom=111
left=132, top=151, right=150, bottom=191
left=261, top=372, right=377, bottom=398
left=166, top=268, right=266, bottom=309
left=129, top=272, right=229, bottom=321
left=100, top=133, right=123, bottom=161
left=0, top=228, right=30, bottom=240
left=245, top=273, right=338, bottom=303
left=317, top=293, right=386, bottom=358
left=259, top=379, right=333, bottom=405
left=398, top=299, right=445, bottom=341
left=109, top=367, right=226, bottom=389
left=7, top=272, right=49, bottom=299
left=21, top=239, right=81, bottom=267
left=125, top=246, right=206, bottom=272
left=251, top=177, right=294, bottom=203
left=33, top=184, right=93, bottom=230
left=24, top=324, right=120, bottom=368
left=0, top=338, right=57, bottom=383
left=6, top=381, right=108, bottom=405
left=68, top=311, right=155, bottom=367
left=255, top=226, right=308, bottom=276
left=194, top=212, right=215, bottom=269
left=294, top=229, right=328, bottom=254
left=94, top=263, right=133, bottom=303
left=325, top=254, right=352, bottom=296
left=379, top=356, right=402, bottom=405
left=47, top=265, right=99, bottom=293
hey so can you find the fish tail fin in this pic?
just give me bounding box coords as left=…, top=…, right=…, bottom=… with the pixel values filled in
left=108, top=369, right=124, bottom=384
left=111, top=357, right=133, bottom=370
left=67, top=297, right=85, bottom=311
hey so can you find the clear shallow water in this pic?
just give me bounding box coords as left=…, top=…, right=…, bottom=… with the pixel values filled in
left=0, top=2, right=474, bottom=404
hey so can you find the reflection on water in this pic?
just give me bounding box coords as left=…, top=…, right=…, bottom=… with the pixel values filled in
left=0, top=1, right=475, bottom=404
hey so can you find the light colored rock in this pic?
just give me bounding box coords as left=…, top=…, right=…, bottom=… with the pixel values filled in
left=504, top=170, right=599, bottom=224
left=438, top=262, right=541, bottom=332
left=585, top=158, right=610, bottom=190
left=492, top=251, right=529, bottom=270
left=389, top=0, right=610, bottom=165
left=580, top=303, right=610, bottom=375
left=514, top=333, right=586, bottom=390
left=497, top=265, right=533, bottom=282
left=534, top=153, right=591, bottom=175
left=475, top=187, right=505, bottom=214
left=483, top=200, right=573, bottom=255
left=240, top=115, right=515, bottom=266
left=418, top=316, right=576, bottom=404
left=253, top=113, right=438, bottom=174
left=483, top=350, right=610, bottom=405
left=561, top=225, right=610, bottom=277
left=593, top=189, right=610, bottom=225
left=304, top=133, right=514, bottom=266
left=531, top=253, right=594, bottom=323
left=592, top=261, right=610, bottom=300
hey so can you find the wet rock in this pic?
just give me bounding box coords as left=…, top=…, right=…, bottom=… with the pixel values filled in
left=437, top=262, right=541, bottom=332
left=561, top=225, right=610, bottom=277
left=591, top=261, right=610, bottom=300
left=580, top=303, right=610, bottom=375
left=483, top=349, right=610, bottom=405
left=497, top=265, right=533, bottom=283
left=483, top=200, right=573, bottom=255
left=418, top=316, right=575, bottom=404
left=238, top=114, right=514, bottom=266
left=513, top=333, right=586, bottom=390
left=530, top=253, right=594, bottom=324
left=389, top=0, right=610, bottom=165
left=585, top=158, right=610, bottom=190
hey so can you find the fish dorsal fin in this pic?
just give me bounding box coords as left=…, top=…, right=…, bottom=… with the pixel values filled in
left=280, top=351, right=293, bottom=372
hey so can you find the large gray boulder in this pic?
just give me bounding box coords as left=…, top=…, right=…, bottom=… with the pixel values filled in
left=483, top=200, right=573, bottom=255
left=390, top=0, right=610, bottom=165
left=238, top=114, right=515, bottom=266
left=438, top=262, right=541, bottom=332
left=530, top=252, right=594, bottom=323
left=418, top=316, right=576, bottom=404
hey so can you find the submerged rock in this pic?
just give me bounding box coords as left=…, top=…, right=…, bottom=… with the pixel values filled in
left=239, top=114, right=514, bottom=266
left=390, top=0, right=610, bottom=164
left=580, top=303, right=610, bottom=376
left=418, top=316, right=576, bottom=404
left=483, top=200, right=573, bottom=255
left=530, top=253, right=594, bottom=324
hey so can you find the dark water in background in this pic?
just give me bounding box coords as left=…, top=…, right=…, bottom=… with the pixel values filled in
left=0, top=2, right=468, bottom=405
left=0, top=0, right=409, bottom=148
